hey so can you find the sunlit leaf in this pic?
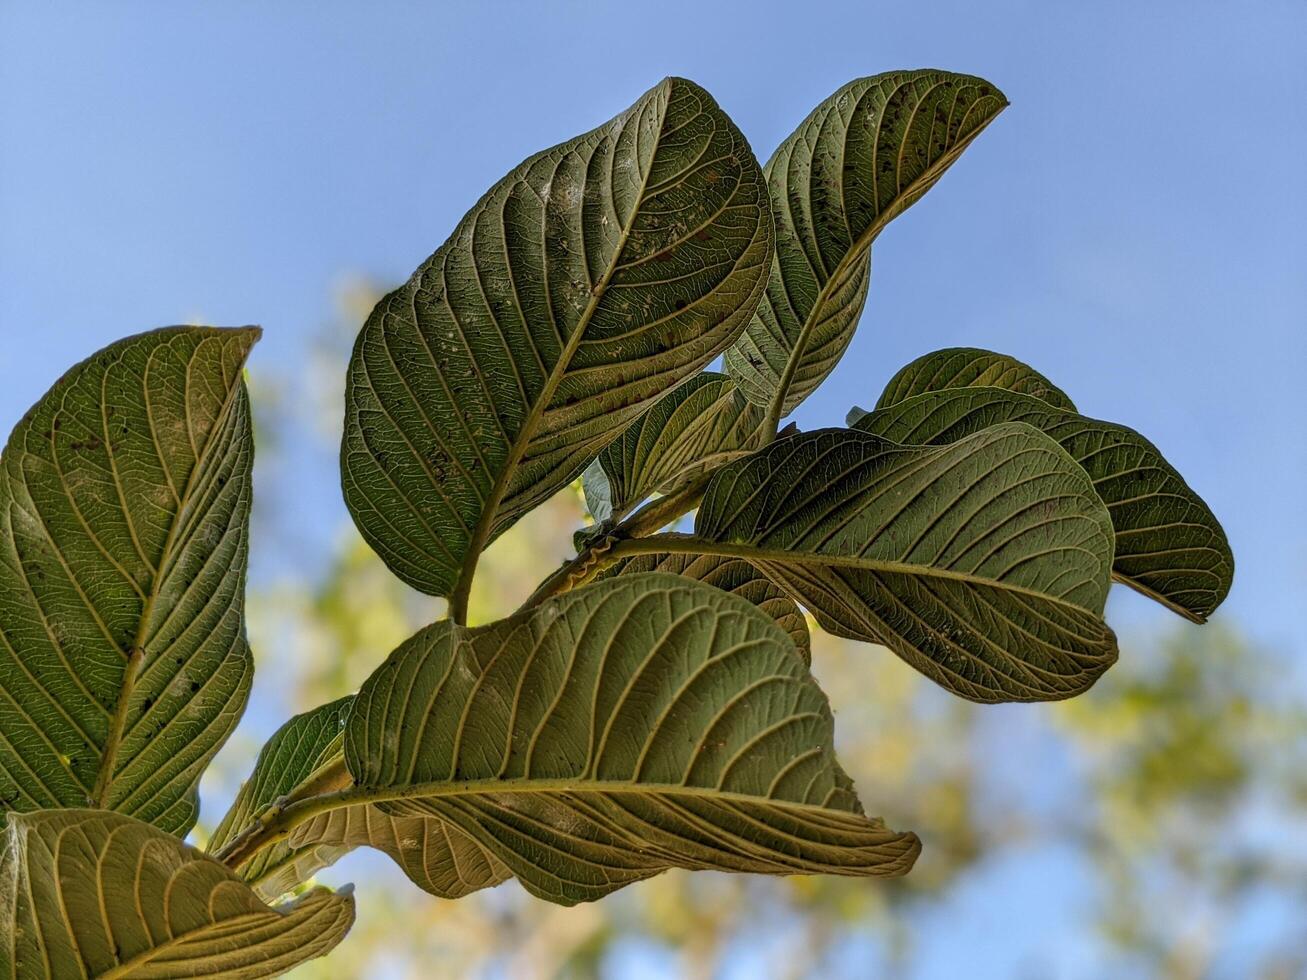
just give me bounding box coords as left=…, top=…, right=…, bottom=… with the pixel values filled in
left=0, top=808, right=352, bottom=978
left=869, top=347, right=1075, bottom=413
left=209, top=698, right=354, bottom=900
left=850, top=382, right=1233, bottom=621
left=582, top=373, right=765, bottom=524
left=725, top=71, right=1007, bottom=421
left=0, top=326, right=257, bottom=834
left=287, top=801, right=509, bottom=902
left=595, top=552, right=810, bottom=665
left=686, top=424, right=1118, bottom=702
left=345, top=573, right=917, bottom=905
left=342, top=77, right=773, bottom=610
left=210, top=698, right=508, bottom=902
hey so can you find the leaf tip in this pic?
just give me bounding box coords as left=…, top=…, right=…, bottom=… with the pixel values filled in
left=657, top=75, right=711, bottom=104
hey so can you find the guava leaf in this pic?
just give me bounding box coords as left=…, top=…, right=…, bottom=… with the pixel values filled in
left=345, top=573, right=917, bottom=905
left=725, top=71, right=1007, bottom=420
left=689, top=425, right=1118, bottom=702
left=0, top=808, right=352, bottom=978
left=582, top=373, right=765, bottom=524
left=0, top=326, right=257, bottom=834
left=342, top=77, right=773, bottom=607
left=850, top=383, right=1232, bottom=621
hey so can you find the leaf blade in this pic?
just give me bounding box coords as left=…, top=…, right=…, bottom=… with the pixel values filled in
left=0, top=326, right=258, bottom=834
left=851, top=383, right=1233, bottom=621
left=582, top=372, right=766, bottom=524
left=870, top=347, right=1076, bottom=413
left=725, top=71, right=1008, bottom=419
left=342, top=78, right=773, bottom=604
left=594, top=551, right=811, bottom=665
left=344, top=573, right=916, bottom=905
left=0, top=808, right=352, bottom=979
left=692, top=425, right=1119, bottom=702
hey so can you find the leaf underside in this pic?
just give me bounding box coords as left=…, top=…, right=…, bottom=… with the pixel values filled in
left=345, top=573, right=917, bottom=905
left=210, top=697, right=509, bottom=903
left=851, top=383, right=1233, bottom=621
left=288, top=803, right=510, bottom=902
left=871, top=346, right=1076, bottom=413
left=725, top=70, right=1008, bottom=419
left=583, top=372, right=765, bottom=524
left=208, top=697, right=354, bottom=900
left=342, top=76, right=773, bottom=598
left=0, top=326, right=257, bottom=835
left=0, top=808, right=352, bottom=979
left=691, top=424, right=1119, bottom=702
left=594, top=551, right=811, bottom=665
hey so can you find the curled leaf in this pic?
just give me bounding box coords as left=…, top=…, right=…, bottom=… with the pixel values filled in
left=345, top=573, right=917, bottom=905
left=1, top=808, right=352, bottom=978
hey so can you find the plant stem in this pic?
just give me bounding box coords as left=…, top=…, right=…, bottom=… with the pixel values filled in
left=213, top=755, right=352, bottom=870
left=215, top=785, right=361, bottom=871
left=520, top=480, right=710, bottom=610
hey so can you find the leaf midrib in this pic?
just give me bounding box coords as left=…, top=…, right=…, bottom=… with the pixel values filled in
left=606, top=534, right=1105, bottom=614
left=311, top=776, right=862, bottom=825
left=97, top=898, right=339, bottom=980
left=97, top=910, right=281, bottom=980
left=90, top=342, right=251, bottom=808
left=447, top=83, right=670, bottom=625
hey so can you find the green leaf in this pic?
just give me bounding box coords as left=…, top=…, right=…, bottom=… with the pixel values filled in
left=0, top=808, right=352, bottom=979
left=208, top=698, right=354, bottom=900
left=0, top=326, right=258, bottom=835
left=594, top=552, right=811, bottom=665
left=210, top=698, right=508, bottom=902
left=850, top=384, right=1233, bottom=622
left=724, top=71, right=1007, bottom=423
left=287, top=802, right=510, bottom=902
left=342, top=77, right=773, bottom=614
left=869, top=347, right=1076, bottom=413
left=689, top=424, right=1118, bottom=702
left=345, top=573, right=917, bottom=905
left=582, top=372, right=765, bottom=524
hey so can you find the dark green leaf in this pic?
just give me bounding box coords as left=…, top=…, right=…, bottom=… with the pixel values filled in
left=850, top=384, right=1233, bottom=621
left=870, top=346, right=1076, bottom=413
left=342, top=78, right=773, bottom=609
left=725, top=71, right=1007, bottom=421
left=345, top=573, right=917, bottom=905
left=0, top=326, right=258, bottom=834
left=691, top=425, right=1118, bottom=702
left=0, top=808, right=352, bottom=978
left=582, top=372, right=765, bottom=523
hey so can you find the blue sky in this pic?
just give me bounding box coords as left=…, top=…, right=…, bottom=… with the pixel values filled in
left=3, top=1, right=1302, bottom=660
left=2, top=1, right=1305, bottom=974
